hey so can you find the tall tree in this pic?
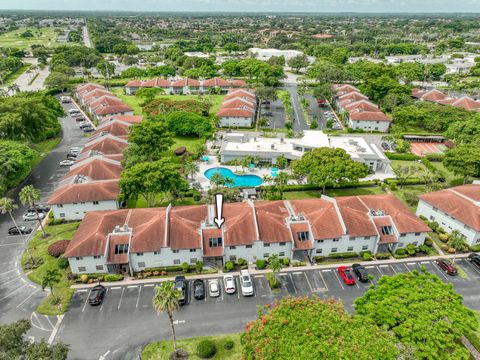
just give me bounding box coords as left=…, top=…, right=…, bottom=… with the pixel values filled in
left=152, top=282, right=182, bottom=352
left=0, top=197, right=22, bottom=240
left=355, top=271, right=478, bottom=359
left=41, top=269, right=61, bottom=303
left=287, top=54, right=309, bottom=72
left=292, top=147, right=368, bottom=193
left=267, top=254, right=282, bottom=287
left=447, top=230, right=468, bottom=262
left=128, top=120, right=174, bottom=162
left=443, top=144, right=480, bottom=184
left=183, top=159, right=199, bottom=180
left=19, top=185, right=46, bottom=238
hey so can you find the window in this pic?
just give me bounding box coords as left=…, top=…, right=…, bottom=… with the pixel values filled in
left=333, top=238, right=339, bottom=242
left=350, top=237, right=356, bottom=241
left=172, top=250, right=179, bottom=254
left=297, top=231, right=310, bottom=242
left=280, top=242, right=286, bottom=246
left=365, top=236, right=370, bottom=240
left=72, top=202, right=77, bottom=205
left=229, top=255, right=236, bottom=261
left=246, top=245, right=253, bottom=249
left=138, top=262, right=145, bottom=268
left=381, top=226, right=393, bottom=235
left=412, top=242, right=418, bottom=246
left=96, top=265, right=104, bottom=271
left=190, top=258, right=197, bottom=264
left=430, top=215, right=435, bottom=221
left=93, top=255, right=101, bottom=259
left=57, top=204, right=63, bottom=208
left=347, top=246, right=354, bottom=252
left=75, top=257, right=83, bottom=260
left=264, top=243, right=270, bottom=247
left=173, top=259, right=180, bottom=265
left=190, top=249, right=196, bottom=252
left=136, top=252, right=143, bottom=256
left=400, top=233, right=406, bottom=237
left=317, top=240, right=324, bottom=244
left=78, top=267, right=86, bottom=272
left=476, top=239, right=480, bottom=244
left=331, top=248, right=338, bottom=253
left=229, top=246, right=236, bottom=250
left=279, top=252, right=285, bottom=257
left=414, top=232, right=421, bottom=236
left=93, top=201, right=99, bottom=205
left=60, top=213, right=65, bottom=218
left=114, top=244, right=129, bottom=255
left=154, top=251, right=160, bottom=255
left=264, top=253, right=269, bottom=258
left=316, top=249, right=323, bottom=254
left=362, top=245, right=368, bottom=250
left=209, top=237, right=223, bottom=247
left=81, top=202, right=85, bottom=205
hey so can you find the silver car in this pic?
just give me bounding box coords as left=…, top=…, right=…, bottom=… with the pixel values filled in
left=208, top=279, right=220, bottom=298
left=22, top=212, right=45, bottom=221
left=240, top=270, right=254, bottom=296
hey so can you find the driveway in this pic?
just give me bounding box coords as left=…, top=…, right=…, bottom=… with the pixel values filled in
left=282, top=84, right=309, bottom=132
left=0, top=98, right=90, bottom=343
left=10, top=57, right=50, bottom=92
left=55, top=257, right=480, bottom=360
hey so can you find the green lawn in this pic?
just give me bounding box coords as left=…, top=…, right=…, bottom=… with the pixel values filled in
left=142, top=333, right=242, bottom=360
left=21, top=222, right=80, bottom=315
left=283, top=191, right=320, bottom=200
left=0, top=27, right=65, bottom=48
left=4, top=63, right=31, bottom=85
left=390, top=159, right=463, bottom=186
left=30, top=137, right=61, bottom=167
left=326, top=186, right=386, bottom=197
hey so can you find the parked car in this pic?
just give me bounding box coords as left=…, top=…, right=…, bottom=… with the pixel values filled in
left=83, top=127, right=95, bottom=133
left=59, top=160, right=74, bottom=167
left=75, top=116, right=86, bottom=122
left=28, top=204, right=50, bottom=213
left=261, top=111, right=273, bottom=116
left=70, top=147, right=82, bottom=153
left=381, top=142, right=390, bottom=150
left=79, top=123, right=92, bottom=129
left=68, top=109, right=81, bottom=115
left=88, top=284, right=106, bottom=305
left=223, top=275, right=236, bottom=294
left=8, top=226, right=32, bottom=235
left=208, top=279, right=220, bottom=298
left=60, top=96, right=71, bottom=103
left=175, top=276, right=187, bottom=305
left=338, top=266, right=356, bottom=285
left=467, top=253, right=480, bottom=269
left=193, top=279, right=205, bottom=300
left=66, top=155, right=78, bottom=161
left=22, top=212, right=45, bottom=221
left=240, top=270, right=254, bottom=296
left=352, top=264, right=369, bottom=283
left=435, top=258, right=457, bottom=276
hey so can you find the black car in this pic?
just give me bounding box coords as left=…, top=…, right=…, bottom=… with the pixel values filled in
left=175, top=276, right=187, bottom=305
left=83, top=127, right=95, bottom=133
left=28, top=204, right=50, bottom=213
left=88, top=285, right=106, bottom=305
left=79, top=123, right=92, bottom=129
left=193, top=279, right=205, bottom=300
left=467, top=253, right=480, bottom=269
left=352, top=263, right=369, bottom=283
left=75, top=116, right=86, bottom=122
left=8, top=226, right=32, bottom=235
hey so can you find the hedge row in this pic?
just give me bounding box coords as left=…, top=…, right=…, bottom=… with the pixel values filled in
left=385, top=152, right=420, bottom=161
left=263, top=180, right=378, bottom=193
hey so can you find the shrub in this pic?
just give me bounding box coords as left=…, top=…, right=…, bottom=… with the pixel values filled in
left=104, top=274, right=124, bottom=282
left=256, top=260, right=266, bottom=270
left=314, top=256, right=325, bottom=263
left=419, top=215, right=427, bottom=221
left=47, top=239, right=70, bottom=257
left=362, top=252, right=372, bottom=261
left=328, top=252, right=359, bottom=259
left=266, top=272, right=280, bottom=289
left=424, top=237, right=433, bottom=246
left=406, top=244, right=416, bottom=255
left=195, top=260, right=203, bottom=273
left=196, top=339, right=217, bottom=358
left=57, top=257, right=70, bottom=269
left=470, top=245, right=480, bottom=252
left=223, top=339, right=234, bottom=350
left=375, top=253, right=391, bottom=260
left=385, top=152, right=420, bottom=161
left=237, top=258, right=246, bottom=267
left=224, top=261, right=234, bottom=272
left=395, top=248, right=406, bottom=256
left=439, top=233, right=450, bottom=242
left=282, top=258, right=290, bottom=266
left=428, top=221, right=439, bottom=231
left=418, top=244, right=430, bottom=253
left=292, top=261, right=306, bottom=267
left=181, top=262, right=189, bottom=273
left=80, top=274, right=89, bottom=283
left=447, top=247, right=456, bottom=254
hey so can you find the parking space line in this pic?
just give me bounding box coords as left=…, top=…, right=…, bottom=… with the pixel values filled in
left=390, top=266, right=397, bottom=274
left=82, top=290, right=91, bottom=312
left=0, top=283, right=27, bottom=301
left=322, top=269, right=332, bottom=272
left=465, top=261, right=480, bottom=276
left=432, top=262, right=450, bottom=281
left=254, top=275, right=263, bottom=278
left=376, top=266, right=384, bottom=276
left=333, top=270, right=345, bottom=290
left=117, top=287, right=125, bottom=310
left=403, top=264, right=410, bottom=272
left=303, top=273, right=313, bottom=292
left=144, top=284, right=155, bottom=287
left=99, top=289, right=107, bottom=311
left=289, top=273, right=297, bottom=294
left=135, top=286, right=142, bottom=308
left=0, top=269, right=15, bottom=276
left=77, top=289, right=87, bottom=293
left=379, top=264, right=388, bottom=267
left=110, top=286, right=121, bottom=290
left=365, top=266, right=374, bottom=269
left=0, top=276, right=21, bottom=286
left=292, top=272, right=302, bottom=275
left=420, top=261, right=429, bottom=264
left=236, top=278, right=240, bottom=299
left=127, top=285, right=138, bottom=288
left=407, top=262, right=416, bottom=266
left=16, top=288, right=40, bottom=309
left=318, top=271, right=329, bottom=291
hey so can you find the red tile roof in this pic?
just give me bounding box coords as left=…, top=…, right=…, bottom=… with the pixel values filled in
left=217, top=108, right=254, bottom=118
left=172, top=78, right=201, bottom=87
left=254, top=201, right=292, bottom=243
left=105, top=115, right=143, bottom=124
left=202, top=228, right=224, bottom=257
left=290, top=222, right=314, bottom=249
left=82, top=135, right=128, bottom=155
left=344, top=100, right=379, bottom=112
left=223, top=202, right=257, bottom=245
left=203, top=77, right=230, bottom=87
left=421, top=89, right=447, bottom=102
left=168, top=205, right=208, bottom=249
left=128, top=208, right=167, bottom=253
left=221, top=98, right=255, bottom=111
left=47, top=179, right=119, bottom=205
left=225, top=89, right=256, bottom=101
left=349, top=110, right=391, bottom=122
left=230, top=79, right=247, bottom=87
left=419, top=185, right=480, bottom=231
left=338, top=91, right=368, bottom=102
left=65, top=157, right=122, bottom=181
left=452, top=97, right=480, bottom=111
left=94, top=120, right=132, bottom=137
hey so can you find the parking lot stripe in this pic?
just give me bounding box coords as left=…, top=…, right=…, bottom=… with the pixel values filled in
left=127, top=285, right=138, bottom=288
left=117, top=287, right=125, bottom=310
left=407, top=262, right=416, bottom=266
left=0, top=276, right=21, bottom=286
left=365, top=266, right=374, bottom=269
left=303, top=273, right=313, bottom=292
left=0, top=269, right=15, bottom=276
left=236, top=278, right=240, bottom=299
left=77, top=289, right=87, bottom=293
left=465, top=261, right=480, bottom=276
left=135, top=286, right=142, bottom=308
left=390, top=266, right=397, bottom=274
left=376, top=266, right=384, bottom=276
left=318, top=271, right=329, bottom=291
left=143, top=284, right=155, bottom=287
left=110, top=287, right=121, bottom=290
left=16, top=288, right=40, bottom=309
left=292, top=272, right=302, bottom=275
left=82, top=290, right=91, bottom=312
left=322, top=269, right=332, bottom=272
left=0, top=283, right=27, bottom=301
left=403, top=264, right=410, bottom=272
left=379, top=264, right=388, bottom=267
left=432, top=262, right=450, bottom=281
left=420, top=261, right=429, bottom=264
left=289, top=273, right=298, bottom=294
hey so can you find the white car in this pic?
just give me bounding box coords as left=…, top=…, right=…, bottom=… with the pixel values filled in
left=68, top=109, right=80, bottom=115
left=240, top=270, right=254, bottom=296
left=22, top=212, right=45, bottom=221
left=223, top=275, right=236, bottom=294
left=208, top=279, right=220, bottom=298
left=70, top=147, right=82, bottom=153
left=59, top=160, right=74, bottom=167
left=60, top=96, right=71, bottom=103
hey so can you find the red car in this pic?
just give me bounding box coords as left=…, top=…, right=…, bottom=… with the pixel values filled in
left=338, top=266, right=356, bottom=285
left=435, top=258, right=457, bottom=276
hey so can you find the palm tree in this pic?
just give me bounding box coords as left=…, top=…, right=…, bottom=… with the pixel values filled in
left=152, top=282, right=182, bottom=352
left=210, top=172, right=226, bottom=190
left=41, top=269, right=61, bottom=302
left=19, top=185, right=47, bottom=238
left=184, top=160, right=199, bottom=180
left=262, top=174, right=273, bottom=186
left=447, top=230, right=467, bottom=263
left=268, top=254, right=282, bottom=287
left=274, top=172, right=290, bottom=199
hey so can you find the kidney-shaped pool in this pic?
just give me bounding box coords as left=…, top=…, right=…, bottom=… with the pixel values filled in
left=204, top=167, right=262, bottom=187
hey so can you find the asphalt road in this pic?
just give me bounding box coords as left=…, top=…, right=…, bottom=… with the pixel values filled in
left=0, top=98, right=89, bottom=343
left=283, top=84, right=310, bottom=132
left=55, top=257, right=480, bottom=360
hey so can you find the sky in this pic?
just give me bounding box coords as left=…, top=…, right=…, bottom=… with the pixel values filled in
left=0, top=0, right=479, bottom=13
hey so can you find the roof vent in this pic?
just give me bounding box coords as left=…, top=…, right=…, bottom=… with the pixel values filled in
left=114, top=225, right=121, bottom=232
left=370, top=209, right=386, bottom=216
left=123, top=224, right=129, bottom=232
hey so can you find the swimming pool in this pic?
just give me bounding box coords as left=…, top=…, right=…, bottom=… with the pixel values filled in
left=204, top=167, right=262, bottom=187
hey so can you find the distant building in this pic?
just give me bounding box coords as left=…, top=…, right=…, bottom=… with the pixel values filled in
left=247, top=48, right=315, bottom=64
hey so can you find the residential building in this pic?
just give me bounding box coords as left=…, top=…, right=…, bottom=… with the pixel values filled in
left=64, top=195, right=429, bottom=275
left=64, top=155, right=123, bottom=181
left=48, top=176, right=120, bottom=220
left=412, top=88, right=480, bottom=112
left=416, top=184, right=480, bottom=246
left=216, top=88, right=257, bottom=127
left=81, top=134, right=129, bottom=155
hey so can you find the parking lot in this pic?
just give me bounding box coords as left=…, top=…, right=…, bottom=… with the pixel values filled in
left=56, top=257, right=480, bottom=359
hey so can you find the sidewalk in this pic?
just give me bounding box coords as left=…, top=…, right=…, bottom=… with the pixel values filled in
left=71, top=252, right=470, bottom=290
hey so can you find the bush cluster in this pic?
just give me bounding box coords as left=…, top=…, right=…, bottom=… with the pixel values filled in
left=256, top=260, right=266, bottom=269
left=196, top=339, right=217, bottom=358
left=47, top=240, right=70, bottom=257
left=375, top=253, right=391, bottom=260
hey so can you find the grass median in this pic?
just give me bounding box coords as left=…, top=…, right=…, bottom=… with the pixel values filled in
left=142, top=333, right=242, bottom=360
left=21, top=221, right=80, bottom=315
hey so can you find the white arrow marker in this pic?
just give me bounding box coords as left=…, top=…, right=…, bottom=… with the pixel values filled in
left=214, top=193, right=225, bottom=228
